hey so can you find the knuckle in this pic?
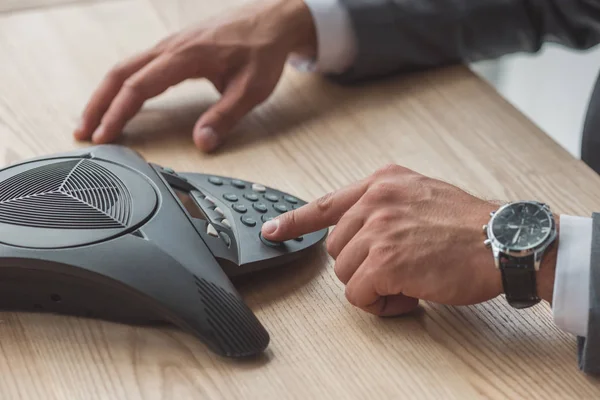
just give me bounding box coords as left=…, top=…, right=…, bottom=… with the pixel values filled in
left=325, top=236, right=337, bottom=258
left=315, top=192, right=334, bottom=214
left=153, top=34, right=175, bottom=52
left=371, top=243, right=398, bottom=263
left=365, top=182, right=397, bottom=203
left=368, top=209, right=395, bottom=226
left=122, top=76, right=145, bottom=96
left=107, top=63, right=129, bottom=82
left=344, top=286, right=358, bottom=306
left=373, top=163, right=402, bottom=178
left=239, top=78, right=270, bottom=104
left=333, top=262, right=348, bottom=283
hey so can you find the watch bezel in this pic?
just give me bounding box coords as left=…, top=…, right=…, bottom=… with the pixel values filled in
left=486, top=200, right=557, bottom=258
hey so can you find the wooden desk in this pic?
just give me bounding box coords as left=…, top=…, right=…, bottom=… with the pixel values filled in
left=0, top=0, right=599, bottom=399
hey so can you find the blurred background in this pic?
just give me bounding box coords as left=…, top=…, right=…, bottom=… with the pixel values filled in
left=472, top=45, right=600, bottom=159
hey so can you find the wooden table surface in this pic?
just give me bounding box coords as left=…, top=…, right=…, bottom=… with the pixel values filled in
left=1, top=0, right=599, bottom=399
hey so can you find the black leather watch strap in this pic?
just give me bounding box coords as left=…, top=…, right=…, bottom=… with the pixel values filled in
left=499, top=254, right=540, bottom=309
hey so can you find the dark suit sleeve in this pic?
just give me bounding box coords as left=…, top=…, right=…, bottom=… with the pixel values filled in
left=330, top=0, right=600, bottom=82
left=578, top=212, right=600, bottom=374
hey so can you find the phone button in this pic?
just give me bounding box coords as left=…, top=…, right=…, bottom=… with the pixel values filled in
left=253, top=203, right=268, bottom=213
left=244, top=193, right=259, bottom=202
left=241, top=216, right=257, bottom=227
left=284, top=196, right=298, bottom=204
left=252, top=183, right=266, bottom=193
left=209, top=176, right=223, bottom=186
left=233, top=204, right=247, bottom=213
left=219, top=232, right=232, bottom=247
left=259, top=233, right=282, bottom=248
left=231, top=179, right=246, bottom=189
left=207, top=224, right=219, bottom=237
left=261, top=214, right=275, bottom=223
left=223, top=193, right=238, bottom=202
left=273, top=204, right=288, bottom=213
left=265, top=193, right=279, bottom=202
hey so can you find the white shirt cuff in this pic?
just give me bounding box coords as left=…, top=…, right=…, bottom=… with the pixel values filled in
left=288, top=0, right=357, bottom=74
left=552, top=215, right=592, bottom=337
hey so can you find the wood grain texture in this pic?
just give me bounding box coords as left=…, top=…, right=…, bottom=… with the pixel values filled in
left=0, top=0, right=599, bottom=398
left=0, top=0, right=111, bottom=14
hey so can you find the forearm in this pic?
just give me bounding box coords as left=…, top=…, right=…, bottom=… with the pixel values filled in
left=329, top=0, right=600, bottom=82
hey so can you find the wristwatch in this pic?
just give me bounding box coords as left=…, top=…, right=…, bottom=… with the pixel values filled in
left=483, top=201, right=557, bottom=309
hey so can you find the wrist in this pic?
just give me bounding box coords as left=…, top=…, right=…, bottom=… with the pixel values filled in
left=479, top=202, right=558, bottom=304
left=536, top=215, right=559, bottom=304
left=269, top=0, right=317, bottom=55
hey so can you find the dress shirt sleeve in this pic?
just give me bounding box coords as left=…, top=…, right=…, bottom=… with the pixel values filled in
left=553, top=215, right=593, bottom=337
left=288, top=0, right=358, bottom=74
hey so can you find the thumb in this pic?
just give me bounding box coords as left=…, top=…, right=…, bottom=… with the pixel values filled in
left=193, top=75, right=266, bottom=152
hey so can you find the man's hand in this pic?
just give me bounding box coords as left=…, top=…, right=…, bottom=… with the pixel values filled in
left=74, top=0, right=316, bottom=152
left=262, top=164, right=555, bottom=316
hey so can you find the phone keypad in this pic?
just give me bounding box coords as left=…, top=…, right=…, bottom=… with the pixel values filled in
left=201, top=175, right=307, bottom=249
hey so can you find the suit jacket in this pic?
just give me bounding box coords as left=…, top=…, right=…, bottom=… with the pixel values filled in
left=328, top=0, right=600, bottom=172
left=325, top=0, right=600, bottom=374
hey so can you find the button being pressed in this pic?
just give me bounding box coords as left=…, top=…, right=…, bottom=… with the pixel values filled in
left=259, top=233, right=282, bottom=248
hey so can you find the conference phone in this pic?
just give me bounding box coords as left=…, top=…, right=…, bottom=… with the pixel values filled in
left=0, top=145, right=327, bottom=357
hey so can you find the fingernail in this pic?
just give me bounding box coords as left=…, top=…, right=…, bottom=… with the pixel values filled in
left=197, top=127, right=220, bottom=151
left=91, top=125, right=105, bottom=142
left=262, top=219, right=279, bottom=235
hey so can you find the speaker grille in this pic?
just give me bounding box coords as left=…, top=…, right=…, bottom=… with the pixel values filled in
left=195, top=276, right=269, bottom=357
left=0, top=159, right=132, bottom=229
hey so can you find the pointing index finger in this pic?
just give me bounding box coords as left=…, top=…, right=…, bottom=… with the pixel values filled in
left=262, top=180, right=368, bottom=242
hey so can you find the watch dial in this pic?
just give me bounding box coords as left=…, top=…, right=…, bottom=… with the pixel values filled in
left=491, top=203, right=553, bottom=250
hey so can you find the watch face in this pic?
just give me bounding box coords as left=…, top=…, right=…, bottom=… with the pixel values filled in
left=491, top=202, right=553, bottom=251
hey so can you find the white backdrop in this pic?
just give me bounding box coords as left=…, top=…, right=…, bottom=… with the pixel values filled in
left=472, top=45, right=600, bottom=158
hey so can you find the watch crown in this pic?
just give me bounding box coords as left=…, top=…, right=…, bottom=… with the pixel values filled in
left=484, top=239, right=492, bottom=248
left=483, top=224, right=488, bottom=232
left=490, top=211, right=495, bottom=217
